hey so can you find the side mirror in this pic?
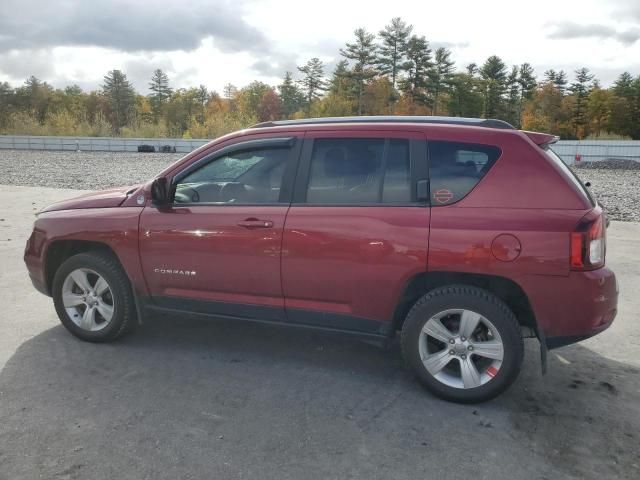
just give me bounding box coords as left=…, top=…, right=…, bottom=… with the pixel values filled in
left=151, top=177, right=169, bottom=206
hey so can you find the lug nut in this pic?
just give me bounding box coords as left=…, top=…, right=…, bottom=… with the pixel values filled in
left=449, top=339, right=455, bottom=344
left=461, top=354, right=467, bottom=360
left=449, top=350, right=455, bottom=355
left=461, top=336, right=466, bottom=342
left=468, top=345, right=474, bottom=351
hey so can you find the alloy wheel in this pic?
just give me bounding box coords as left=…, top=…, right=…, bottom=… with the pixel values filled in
left=418, top=309, right=504, bottom=389
left=61, top=268, right=115, bottom=332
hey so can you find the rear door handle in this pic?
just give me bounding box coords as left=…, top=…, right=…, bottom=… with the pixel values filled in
left=237, top=218, right=274, bottom=228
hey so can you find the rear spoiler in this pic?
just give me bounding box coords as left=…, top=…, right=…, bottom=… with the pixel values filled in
left=522, top=131, right=560, bottom=148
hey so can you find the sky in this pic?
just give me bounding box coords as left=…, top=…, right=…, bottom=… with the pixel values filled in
left=0, top=0, right=638, bottom=94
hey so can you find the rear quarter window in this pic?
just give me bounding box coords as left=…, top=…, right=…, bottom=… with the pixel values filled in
left=428, top=141, right=501, bottom=205
left=543, top=146, right=595, bottom=207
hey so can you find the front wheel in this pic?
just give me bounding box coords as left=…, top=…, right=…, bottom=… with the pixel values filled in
left=401, top=285, right=523, bottom=403
left=52, top=251, right=137, bottom=342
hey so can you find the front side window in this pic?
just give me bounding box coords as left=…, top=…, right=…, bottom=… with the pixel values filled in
left=428, top=141, right=501, bottom=205
left=305, top=138, right=411, bottom=204
left=173, top=147, right=289, bottom=204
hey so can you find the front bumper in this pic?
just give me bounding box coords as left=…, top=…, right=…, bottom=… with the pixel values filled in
left=28, top=273, right=49, bottom=296
left=24, top=227, right=50, bottom=296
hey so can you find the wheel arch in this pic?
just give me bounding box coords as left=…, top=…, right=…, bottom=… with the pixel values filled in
left=392, top=271, right=538, bottom=337
left=45, top=240, right=122, bottom=295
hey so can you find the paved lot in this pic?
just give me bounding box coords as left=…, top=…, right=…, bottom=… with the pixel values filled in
left=1, top=185, right=639, bottom=480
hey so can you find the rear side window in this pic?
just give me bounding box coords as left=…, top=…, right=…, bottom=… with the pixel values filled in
left=306, top=138, right=411, bottom=204
left=428, top=141, right=501, bottom=205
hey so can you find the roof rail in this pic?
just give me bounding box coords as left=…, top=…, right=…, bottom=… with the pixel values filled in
left=250, top=116, right=516, bottom=130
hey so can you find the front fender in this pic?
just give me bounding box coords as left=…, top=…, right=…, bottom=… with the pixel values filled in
left=25, top=207, right=147, bottom=297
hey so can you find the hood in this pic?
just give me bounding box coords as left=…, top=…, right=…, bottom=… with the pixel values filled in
left=40, top=185, right=140, bottom=213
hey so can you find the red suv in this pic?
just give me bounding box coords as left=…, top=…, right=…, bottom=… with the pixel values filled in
left=24, top=116, right=618, bottom=403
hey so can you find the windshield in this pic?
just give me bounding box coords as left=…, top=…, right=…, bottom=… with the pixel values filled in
left=543, top=146, right=596, bottom=207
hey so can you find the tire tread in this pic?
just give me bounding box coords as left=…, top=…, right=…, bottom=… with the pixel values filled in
left=400, top=284, right=523, bottom=403
left=52, top=250, right=137, bottom=343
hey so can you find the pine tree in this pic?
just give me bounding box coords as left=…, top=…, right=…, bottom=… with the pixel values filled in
left=515, top=63, right=537, bottom=127
left=448, top=72, right=483, bottom=118
left=297, top=58, right=327, bottom=114
left=102, top=69, right=136, bottom=134
left=505, top=66, right=521, bottom=126
left=278, top=72, right=305, bottom=118
left=544, top=69, right=557, bottom=84
left=148, top=69, right=173, bottom=122
left=554, top=70, right=568, bottom=94
left=544, top=69, right=568, bottom=95
left=480, top=55, right=508, bottom=118
left=612, top=72, right=634, bottom=97
left=569, top=67, right=595, bottom=138
left=377, top=17, right=413, bottom=91
left=518, top=63, right=537, bottom=100
left=340, top=28, right=378, bottom=115
left=328, top=60, right=351, bottom=95
left=428, top=47, right=455, bottom=115
left=399, top=35, right=432, bottom=110
left=196, top=85, right=209, bottom=124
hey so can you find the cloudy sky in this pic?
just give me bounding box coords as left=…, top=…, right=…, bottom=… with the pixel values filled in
left=0, top=0, right=638, bottom=93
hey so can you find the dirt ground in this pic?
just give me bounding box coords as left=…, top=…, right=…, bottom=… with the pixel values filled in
left=0, top=185, right=639, bottom=480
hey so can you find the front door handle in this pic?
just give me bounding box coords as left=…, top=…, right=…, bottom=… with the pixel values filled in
left=237, top=218, right=274, bottom=228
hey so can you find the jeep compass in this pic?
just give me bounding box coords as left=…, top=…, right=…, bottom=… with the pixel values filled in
left=24, top=116, right=618, bottom=403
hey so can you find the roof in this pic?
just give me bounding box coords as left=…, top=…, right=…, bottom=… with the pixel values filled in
left=251, top=116, right=516, bottom=130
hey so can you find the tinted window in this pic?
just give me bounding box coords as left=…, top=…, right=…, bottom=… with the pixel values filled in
left=306, top=138, right=411, bottom=204
left=428, top=141, right=501, bottom=205
left=174, top=147, right=289, bottom=204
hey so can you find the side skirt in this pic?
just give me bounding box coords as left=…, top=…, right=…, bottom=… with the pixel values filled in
left=141, top=296, right=392, bottom=345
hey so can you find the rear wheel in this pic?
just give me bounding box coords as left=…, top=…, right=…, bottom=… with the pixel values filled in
left=401, top=285, right=523, bottom=403
left=52, top=252, right=137, bottom=342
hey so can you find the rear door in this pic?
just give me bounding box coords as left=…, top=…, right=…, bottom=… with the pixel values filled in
left=281, top=130, right=430, bottom=335
left=139, top=136, right=301, bottom=321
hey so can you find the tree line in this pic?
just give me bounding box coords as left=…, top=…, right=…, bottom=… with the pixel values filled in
left=1, top=17, right=639, bottom=140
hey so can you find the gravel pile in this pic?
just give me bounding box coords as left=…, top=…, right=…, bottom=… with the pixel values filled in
left=571, top=167, right=640, bottom=222
left=0, top=150, right=181, bottom=190
left=574, top=159, right=640, bottom=170
left=0, top=150, right=638, bottom=222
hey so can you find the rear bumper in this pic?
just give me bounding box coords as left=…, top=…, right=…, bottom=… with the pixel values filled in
left=545, top=321, right=614, bottom=349
left=521, top=267, right=618, bottom=348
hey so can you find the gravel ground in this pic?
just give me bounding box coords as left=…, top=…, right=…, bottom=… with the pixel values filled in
left=572, top=167, right=640, bottom=222
left=0, top=150, right=638, bottom=221
left=0, top=150, right=181, bottom=190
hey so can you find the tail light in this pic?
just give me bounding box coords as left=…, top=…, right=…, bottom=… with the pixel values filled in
left=571, top=211, right=606, bottom=270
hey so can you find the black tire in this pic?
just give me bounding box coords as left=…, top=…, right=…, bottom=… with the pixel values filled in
left=401, top=285, right=523, bottom=403
left=52, top=251, right=137, bottom=343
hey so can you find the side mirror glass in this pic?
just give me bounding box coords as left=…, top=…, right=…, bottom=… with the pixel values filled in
left=151, top=177, right=169, bottom=206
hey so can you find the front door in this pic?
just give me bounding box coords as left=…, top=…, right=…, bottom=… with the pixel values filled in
left=139, top=137, right=301, bottom=321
